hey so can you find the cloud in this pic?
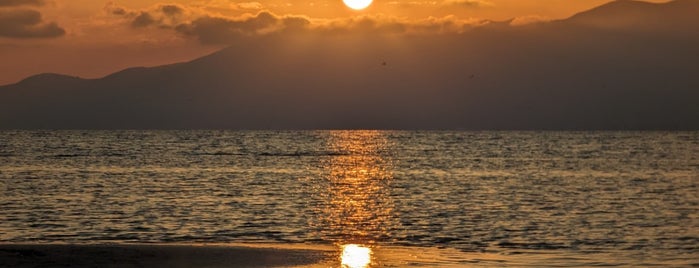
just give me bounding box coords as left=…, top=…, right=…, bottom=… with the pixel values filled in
left=386, top=0, right=493, bottom=8
left=106, top=3, right=193, bottom=28
left=0, top=0, right=45, bottom=7
left=161, top=4, right=185, bottom=16
left=186, top=0, right=264, bottom=13
left=237, top=2, right=263, bottom=10
left=441, top=0, right=494, bottom=8
left=171, top=11, right=492, bottom=44
left=175, top=11, right=311, bottom=44
left=385, top=1, right=432, bottom=8
left=510, top=15, right=550, bottom=26
left=312, top=14, right=488, bottom=35
left=107, top=2, right=494, bottom=45
left=131, top=11, right=157, bottom=28
left=0, top=9, right=65, bottom=38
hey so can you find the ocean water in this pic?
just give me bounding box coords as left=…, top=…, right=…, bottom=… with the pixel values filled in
left=0, top=131, right=697, bottom=266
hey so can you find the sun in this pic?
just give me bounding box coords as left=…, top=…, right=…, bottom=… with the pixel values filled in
left=343, top=0, right=373, bottom=10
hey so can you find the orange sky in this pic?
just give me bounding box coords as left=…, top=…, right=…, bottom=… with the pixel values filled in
left=0, top=0, right=671, bottom=85
left=45, top=0, right=669, bottom=20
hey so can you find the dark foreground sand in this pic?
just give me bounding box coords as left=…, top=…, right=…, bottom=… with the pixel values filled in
left=0, top=243, right=333, bottom=268
left=2, top=242, right=642, bottom=267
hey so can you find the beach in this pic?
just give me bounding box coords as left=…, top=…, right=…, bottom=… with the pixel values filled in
left=0, top=243, right=528, bottom=267
left=3, top=243, right=674, bottom=267
left=0, top=243, right=333, bottom=268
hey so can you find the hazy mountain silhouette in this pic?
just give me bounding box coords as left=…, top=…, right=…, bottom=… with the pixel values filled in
left=1, top=0, right=697, bottom=129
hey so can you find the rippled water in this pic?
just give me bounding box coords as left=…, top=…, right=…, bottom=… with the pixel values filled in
left=1, top=131, right=697, bottom=266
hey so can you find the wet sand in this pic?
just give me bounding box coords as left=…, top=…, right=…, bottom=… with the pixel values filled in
left=2, top=242, right=683, bottom=267
left=0, top=243, right=333, bottom=268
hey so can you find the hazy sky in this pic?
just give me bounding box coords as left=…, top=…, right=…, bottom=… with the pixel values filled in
left=0, top=0, right=671, bottom=85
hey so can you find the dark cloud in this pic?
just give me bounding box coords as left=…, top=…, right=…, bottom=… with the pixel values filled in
left=108, top=3, right=191, bottom=29
left=174, top=16, right=244, bottom=44
left=282, top=16, right=311, bottom=31
left=107, top=2, right=488, bottom=44
left=0, top=9, right=65, bottom=38
left=160, top=4, right=184, bottom=16
left=311, top=16, right=408, bottom=35
left=171, top=11, right=441, bottom=45
left=0, top=0, right=45, bottom=7
left=174, top=11, right=309, bottom=44
left=131, top=11, right=156, bottom=28
left=109, top=6, right=128, bottom=16
left=172, top=11, right=488, bottom=44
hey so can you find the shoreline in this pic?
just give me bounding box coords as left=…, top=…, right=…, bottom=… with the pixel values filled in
left=1, top=241, right=695, bottom=267
left=0, top=243, right=334, bottom=268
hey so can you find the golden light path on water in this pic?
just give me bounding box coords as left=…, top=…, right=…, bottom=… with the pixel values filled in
left=323, top=131, right=393, bottom=267
left=316, top=131, right=489, bottom=267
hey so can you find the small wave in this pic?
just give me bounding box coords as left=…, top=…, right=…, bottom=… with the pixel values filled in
left=28, top=223, right=68, bottom=229
left=99, top=152, right=127, bottom=157
left=187, top=151, right=246, bottom=156
left=677, top=236, right=699, bottom=242
left=624, top=244, right=646, bottom=250
left=184, top=151, right=361, bottom=157
left=571, top=239, right=627, bottom=249
left=53, top=154, right=88, bottom=158
left=497, top=241, right=569, bottom=250
left=257, top=151, right=349, bottom=157
left=433, top=237, right=461, bottom=244
left=130, top=226, right=152, bottom=232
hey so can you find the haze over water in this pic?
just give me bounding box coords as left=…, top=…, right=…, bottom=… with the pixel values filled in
left=1, top=131, right=697, bottom=266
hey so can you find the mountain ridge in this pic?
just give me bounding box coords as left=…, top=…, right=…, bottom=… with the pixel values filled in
left=4, top=0, right=695, bottom=89
left=1, top=0, right=687, bottom=90
left=1, top=0, right=697, bottom=130
left=564, top=0, right=699, bottom=31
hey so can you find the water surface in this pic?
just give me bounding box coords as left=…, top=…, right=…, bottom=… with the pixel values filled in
left=1, top=131, right=697, bottom=266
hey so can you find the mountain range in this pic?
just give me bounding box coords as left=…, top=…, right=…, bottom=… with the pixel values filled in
left=1, top=0, right=697, bottom=129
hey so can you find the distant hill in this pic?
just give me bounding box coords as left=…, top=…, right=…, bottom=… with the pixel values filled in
left=565, top=0, right=699, bottom=33
left=1, top=0, right=698, bottom=130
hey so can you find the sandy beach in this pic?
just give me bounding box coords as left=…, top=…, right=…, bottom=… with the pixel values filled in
left=0, top=243, right=333, bottom=268
left=0, top=243, right=524, bottom=267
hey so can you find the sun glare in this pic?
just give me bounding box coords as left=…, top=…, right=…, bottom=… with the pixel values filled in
left=341, top=244, right=372, bottom=268
left=343, top=0, right=373, bottom=10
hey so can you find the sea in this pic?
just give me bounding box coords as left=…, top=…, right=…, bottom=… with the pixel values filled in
left=1, top=131, right=697, bottom=266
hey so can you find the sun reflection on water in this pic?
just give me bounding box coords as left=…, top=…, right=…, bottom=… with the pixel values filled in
left=316, top=130, right=395, bottom=244
left=341, top=244, right=372, bottom=268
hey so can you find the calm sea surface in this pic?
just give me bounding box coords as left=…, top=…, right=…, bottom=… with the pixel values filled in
left=1, top=131, right=697, bottom=266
